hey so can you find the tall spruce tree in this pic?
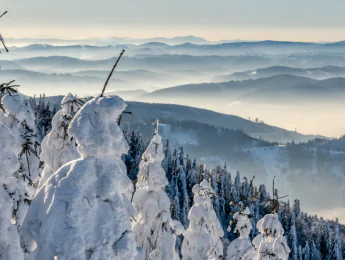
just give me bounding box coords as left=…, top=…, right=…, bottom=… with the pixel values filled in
left=132, top=121, right=175, bottom=260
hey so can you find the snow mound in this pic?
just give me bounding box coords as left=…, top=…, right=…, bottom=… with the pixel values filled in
left=1, top=94, right=35, bottom=132
left=69, top=95, right=128, bottom=158
left=0, top=123, right=25, bottom=260
left=22, top=95, right=136, bottom=260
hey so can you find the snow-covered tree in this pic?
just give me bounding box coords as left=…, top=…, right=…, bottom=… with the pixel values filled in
left=124, top=130, right=146, bottom=182
left=303, top=241, right=310, bottom=260
left=170, top=149, right=181, bottom=222
left=182, top=180, right=224, bottom=260
left=182, top=187, right=212, bottom=260
left=310, top=241, right=321, bottom=260
left=22, top=95, right=136, bottom=260
left=0, top=92, right=40, bottom=196
left=251, top=200, right=260, bottom=240
left=298, top=246, right=303, bottom=260
left=226, top=207, right=255, bottom=260
left=292, top=200, right=301, bottom=218
left=289, top=213, right=298, bottom=260
left=320, top=221, right=332, bottom=259
left=331, top=219, right=343, bottom=260
left=0, top=123, right=25, bottom=260
left=132, top=121, right=175, bottom=260
left=178, top=156, right=190, bottom=228
left=252, top=213, right=291, bottom=260
left=35, top=94, right=53, bottom=143
left=37, top=93, right=81, bottom=189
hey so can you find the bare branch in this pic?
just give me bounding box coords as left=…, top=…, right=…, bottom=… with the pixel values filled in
left=0, top=11, right=7, bottom=18
left=101, top=49, right=125, bottom=97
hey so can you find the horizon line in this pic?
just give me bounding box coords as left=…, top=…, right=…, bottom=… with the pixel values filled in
left=5, top=35, right=345, bottom=44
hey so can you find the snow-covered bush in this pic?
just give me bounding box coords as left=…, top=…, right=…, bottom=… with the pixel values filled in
left=252, top=213, right=290, bottom=260
left=182, top=180, right=224, bottom=260
left=0, top=93, right=40, bottom=196
left=37, top=93, right=80, bottom=189
left=0, top=122, right=25, bottom=260
left=22, top=95, right=136, bottom=260
left=226, top=207, right=255, bottom=260
left=132, top=122, right=176, bottom=260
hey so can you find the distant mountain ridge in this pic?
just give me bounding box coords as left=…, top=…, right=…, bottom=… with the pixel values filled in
left=6, top=35, right=210, bottom=46
left=142, top=75, right=345, bottom=104
left=6, top=39, right=345, bottom=60
left=41, top=95, right=320, bottom=143
left=213, top=65, right=345, bottom=82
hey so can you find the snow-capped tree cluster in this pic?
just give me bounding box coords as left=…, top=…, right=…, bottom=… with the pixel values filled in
left=0, top=85, right=344, bottom=259
left=123, top=129, right=345, bottom=260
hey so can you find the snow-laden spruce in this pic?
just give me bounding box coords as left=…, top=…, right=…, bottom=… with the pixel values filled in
left=37, top=93, right=80, bottom=189
left=182, top=180, right=224, bottom=260
left=22, top=95, right=136, bottom=260
left=0, top=93, right=40, bottom=196
left=0, top=123, right=25, bottom=260
left=132, top=121, right=176, bottom=260
left=226, top=207, right=255, bottom=260
left=252, top=213, right=290, bottom=260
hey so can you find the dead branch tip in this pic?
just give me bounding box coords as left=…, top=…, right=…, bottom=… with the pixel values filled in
left=100, top=49, right=125, bottom=97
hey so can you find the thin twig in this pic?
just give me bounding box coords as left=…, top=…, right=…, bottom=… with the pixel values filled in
left=100, top=49, right=125, bottom=97
left=0, top=11, right=7, bottom=18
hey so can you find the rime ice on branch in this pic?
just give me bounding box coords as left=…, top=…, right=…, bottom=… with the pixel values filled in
left=37, top=93, right=81, bottom=189
left=132, top=121, right=175, bottom=260
left=22, top=95, right=136, bottom=260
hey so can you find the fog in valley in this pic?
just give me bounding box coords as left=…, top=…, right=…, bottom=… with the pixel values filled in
left=3, top=39, right=345, bottom=137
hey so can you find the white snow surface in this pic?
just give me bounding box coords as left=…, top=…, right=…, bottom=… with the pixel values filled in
left=132, top=129, right=175, bottom=260
left=0, top=94, right=36, bottom=133
left=0, top=93, right=40, bottom=195
left=0, top=123, right=21, bottom=183
left=22, top=95, right=136, bottom=260
left=0, top=123, right=25, bottom=260
left=68, top=95, right=129, bottom=158
left=38, top=93, right=80, bottom=189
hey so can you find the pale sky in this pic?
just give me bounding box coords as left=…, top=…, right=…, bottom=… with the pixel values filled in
left=1, top=0, right=345, bottom=41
